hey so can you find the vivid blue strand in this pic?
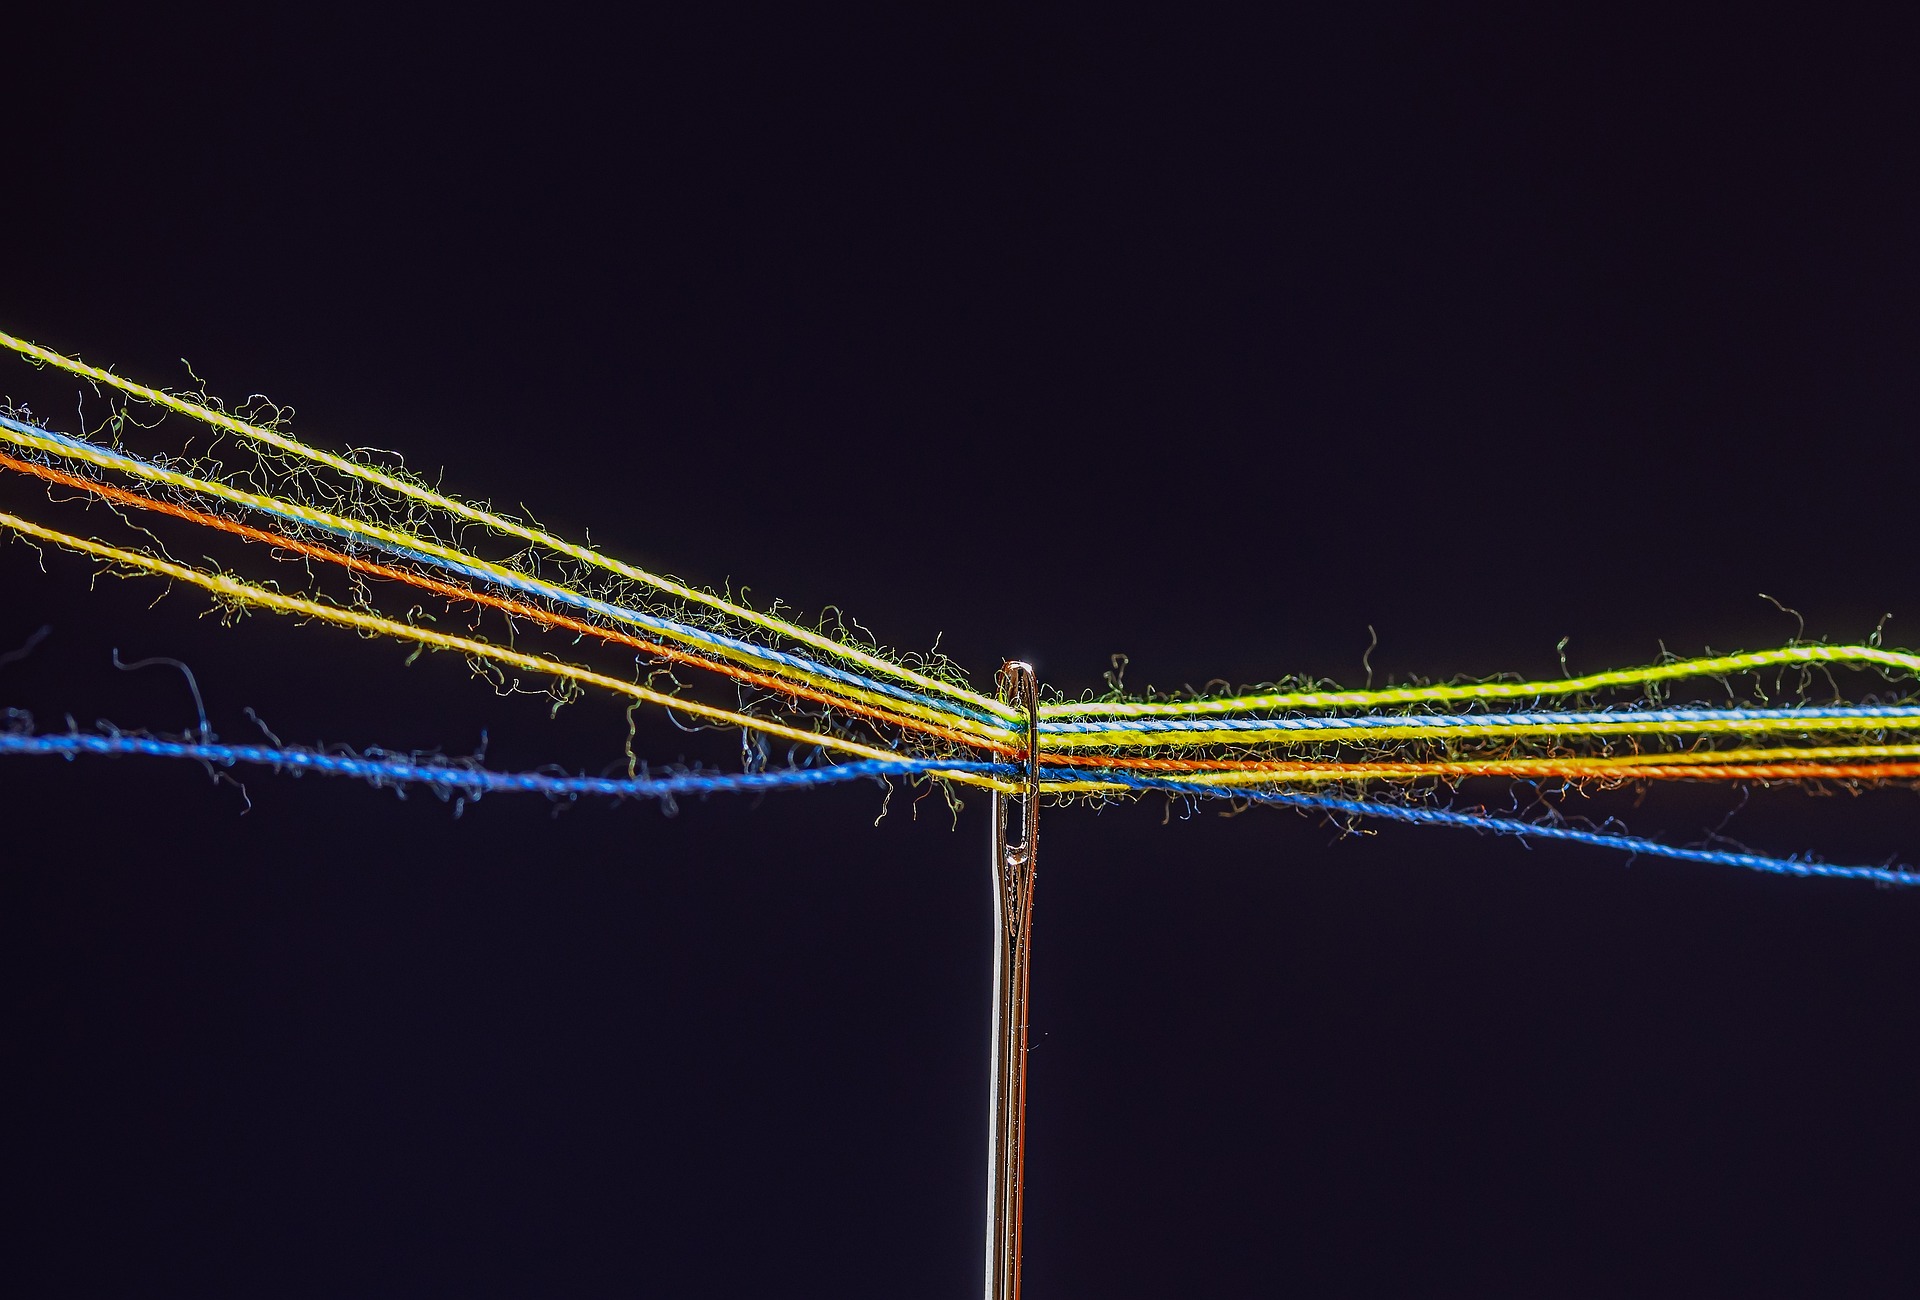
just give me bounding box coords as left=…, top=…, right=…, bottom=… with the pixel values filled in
left=1045, top=766, right=1918, bottom=886
left=0, top=417, right=1005, bottom=728
left=5, top=729, right=1908, bottom=884
left=0, top=731, right=1004, bottom=797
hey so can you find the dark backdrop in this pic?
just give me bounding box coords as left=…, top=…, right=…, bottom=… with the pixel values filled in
left=5, top=10, right=1920, bottom=1295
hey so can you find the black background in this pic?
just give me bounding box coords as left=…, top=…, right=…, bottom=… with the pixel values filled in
left=6, top=9, right=1920, bottom=1295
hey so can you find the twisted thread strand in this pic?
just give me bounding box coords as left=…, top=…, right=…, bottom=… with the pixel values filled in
left=10, top=730, right=1909, bottom=885
left=0, top=330, right=1013, bottom=719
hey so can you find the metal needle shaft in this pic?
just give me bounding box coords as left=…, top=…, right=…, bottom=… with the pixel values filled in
left=985, top=660, right=1039, bottom=1300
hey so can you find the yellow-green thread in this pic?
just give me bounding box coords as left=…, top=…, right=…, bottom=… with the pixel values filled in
left=1039, top=646, right=1920, bottom=718
left=0, top=330, right=1015, bottom=721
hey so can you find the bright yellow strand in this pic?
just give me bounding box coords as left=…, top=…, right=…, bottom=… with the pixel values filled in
left=0, top=510, right=1016, bottom=793
left=1555, top=742, right=1920, bottom=766
left=0, top=422, right=1011, bottom=741
left=0, top=330, right=1014, bottom=721
left=1047, top=744, right=1920, bottom=795
left=1035, top=713, right=1920, bottom=751
left=1138, top=743, right=1920, bottom=789
left=1038, top=645, right=1920, bottom=718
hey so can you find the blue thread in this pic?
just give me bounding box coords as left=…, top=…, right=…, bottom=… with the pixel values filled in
left=0, top=730, right=1007, bottom=797
left=5, top=728, right=1908, bottom=884
left=1043, top=766, right=1918, bottom=886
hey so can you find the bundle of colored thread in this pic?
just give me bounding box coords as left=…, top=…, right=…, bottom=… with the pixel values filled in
left=2, top=328, right=1915, bottom=883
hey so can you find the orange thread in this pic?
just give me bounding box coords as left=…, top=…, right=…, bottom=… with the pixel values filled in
left=0, top=449, right=1020, bottom=757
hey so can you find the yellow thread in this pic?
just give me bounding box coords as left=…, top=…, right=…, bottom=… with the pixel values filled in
left=1137, top=743, right=1920, bottom=788
left=1556, top=742, right=1920, bottom=766
left=1035, top=744, right=1920, bottom=794
left=0, top=422, right=1012, bottom=741
left=1038, top=645, right=1920, bottom=718
left=0, top=510, right=1020, bottom=794
left=1035, top=714, right=1920, bottom=750
left=0, top=330, right=1015, bottom=721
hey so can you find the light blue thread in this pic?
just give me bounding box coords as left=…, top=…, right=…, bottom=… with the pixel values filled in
left=0, top=415, right=1008, bottom=731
